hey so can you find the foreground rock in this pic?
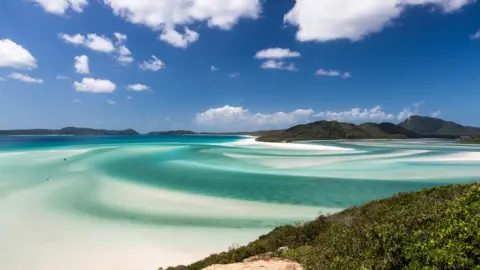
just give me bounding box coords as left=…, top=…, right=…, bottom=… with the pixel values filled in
left=202, top=253, right=302, bottom=270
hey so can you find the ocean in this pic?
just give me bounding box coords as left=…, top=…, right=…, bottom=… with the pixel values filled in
left=1, top=135, right=479, bottom=269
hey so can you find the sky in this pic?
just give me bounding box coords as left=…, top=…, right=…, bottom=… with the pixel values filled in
left=0, top=0, right=479, bottom=133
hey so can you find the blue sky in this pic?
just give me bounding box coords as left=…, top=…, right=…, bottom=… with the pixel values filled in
left=0, top=0, right=479, bottom=132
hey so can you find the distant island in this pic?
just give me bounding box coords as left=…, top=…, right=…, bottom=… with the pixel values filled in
left=256, top=116, right=480, bottom=142
left=0, top=127, right=139, bottom=136
left=2, top=116, right=479, bottom=140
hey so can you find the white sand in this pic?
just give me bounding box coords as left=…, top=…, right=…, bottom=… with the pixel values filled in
left=397, top=151, right=480, bottom=162
left=0, top=175, right=329, bottom=270
left=223, top=150, right=430, bottom=169
left=222, top=137, right=355, bottom=151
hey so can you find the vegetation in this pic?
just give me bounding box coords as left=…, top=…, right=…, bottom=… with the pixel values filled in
left=399, top=115, right=480, bottom=136
left=257, top=121, right=420, bottom=142
left=167, top=183, right=480, bottom=270
left=0, top=127, right=139, bottom=136
left=458, top=136, right=480, bottom=144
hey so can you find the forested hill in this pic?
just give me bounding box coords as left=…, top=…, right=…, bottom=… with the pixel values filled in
left=257, top=120, right=421, bottom=142
left=399, top=115, right=480, bottom=136
left=0, top=127, right=139, bottom=136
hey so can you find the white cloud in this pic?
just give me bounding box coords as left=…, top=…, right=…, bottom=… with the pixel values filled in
left=127, top=84, right=150, bottom=91
left=59, top=33, right=85, bottom=45
left=471, top=28, right=480, bottom=39
left=195, top=105, right=314, bottom=127
left=59, top=33, right=115, bottom=53
left=210, top=65, right=218, bottom=72
left=396, top=101, right=424, bottom=120
left=114, top=33, right=134, bottom=64
left=56, top=75, right=70, bottom=80
left=314, top=106, right=396, bottom=121
left=228, top=72, right=241, bottom=78
left=284, top=0, right=475, bottom=42
left=0, top=77, right=5, bottom=82
left=72, top=99, right=82, bottom=103
left=315, top=68, right=351, bottom=78
left=159, top=27, right=199, bottom=48
left=255, top=48, right=301, bottom=59
left=74, top=55, right=89, bottom=74
left=8, top=72, right=44, bottom=84
left=0, top=39, right=37, bottom=69
left=139, top=55, right=165, bottom=71
left=260, top=60, right=297, bottom=71
left=107, top=99, right=117, bottom=105
left=84, top=34, right=115, bottom=53
left=431, top=110, right=442, bottom=117
left=74, top=78, right=116, bottom=93
left=32, top=0, right=88, bottom=15
left=118, top=55, right=134, bottom=63
left=103, top=0, right=261, bottom=48
left=114, top=32, right=127, bottom=44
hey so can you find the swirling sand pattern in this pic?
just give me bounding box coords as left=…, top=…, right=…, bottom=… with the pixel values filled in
left=0, top=135, right=479, bottom=270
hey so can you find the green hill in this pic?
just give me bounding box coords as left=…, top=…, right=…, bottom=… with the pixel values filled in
left=257, top=121, right=420, bottom=142
left=167, top=183, right=480, bottom=270
left=399, top=116, right=480, bottom=136
left=0, top=127, right=139, bottom=136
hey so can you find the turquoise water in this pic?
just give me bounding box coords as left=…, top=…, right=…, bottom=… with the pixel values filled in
left=1, top=136, right=480, bottom=269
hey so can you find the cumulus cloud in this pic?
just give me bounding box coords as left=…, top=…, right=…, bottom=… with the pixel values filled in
left=56, top=75, right=70, bottom=80
left=396, top=101, right=424, bottom=120
left=196, top=102, right=436, bottom=129
left=284, top=0, right=475, bottom=42
left=195, top=105, right=314, bottom=128
left=431, top=110, right=442, bottom=117
left=74, top=55, right=89, bottom=74
left=127, top=84, right=150, bottom=91
left=314, top=106, right=395, bottom=121
left=32, top=0, right=88, bottom=15
left=470, top=28, right=480, bottom=39
left=315, top=68, right=351, bottom=79
left=103, top=0, right=261, bottom=48
left=74, top=78, right=116, bottom=93
left=159, top=27, right=199, bottom=48
left=8, top=72, right=44, bottom=84
left=228, top=72, right=241, bottom=78
left=114, top=32, right=127, bottom=44
left=210, top=65, right=218, bottom=72
left=114, top=32, right=134, bottom=64
left=255, top=48, right=301, bottom=59
left=139, top=55, right=165, bottom=71
left=107, top=99, right=117, bottom=105
left=260, top=60, right=297, bottom=71
left=0, top=39, right=37, bottom=69
left=59, top=33, right=115, bottom=53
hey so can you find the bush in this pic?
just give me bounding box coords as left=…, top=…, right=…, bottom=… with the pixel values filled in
left=167, top=183, right=480, bottom=270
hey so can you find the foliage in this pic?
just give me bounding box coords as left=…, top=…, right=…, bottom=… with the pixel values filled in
left=0, top=127, right=139, bottom=136
left=167, top=183, right=480, bottom=270
left=399, top=115, right=480, bottom=136
left=256, top=120, right=420, bottom=142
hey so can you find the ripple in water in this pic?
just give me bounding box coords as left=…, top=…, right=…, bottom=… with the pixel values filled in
left=0, top=136, right=479, bottom=269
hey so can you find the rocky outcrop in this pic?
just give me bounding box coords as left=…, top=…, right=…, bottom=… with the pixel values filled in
left=202, top=253, right=302, bottom=270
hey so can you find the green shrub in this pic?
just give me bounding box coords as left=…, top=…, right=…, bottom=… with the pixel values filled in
left=167, top=183, right=480, bottom=270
